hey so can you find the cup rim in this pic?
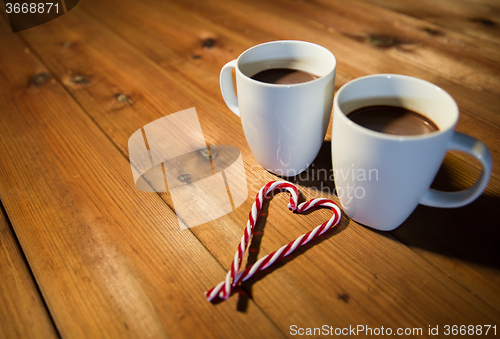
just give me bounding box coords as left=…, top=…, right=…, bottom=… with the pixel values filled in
left=334, top=74, right=459, bottom=141
left=235, top=40, right=337, bottom=88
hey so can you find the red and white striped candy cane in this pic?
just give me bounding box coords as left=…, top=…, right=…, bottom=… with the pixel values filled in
left=205, top=181, right=341, bottom=302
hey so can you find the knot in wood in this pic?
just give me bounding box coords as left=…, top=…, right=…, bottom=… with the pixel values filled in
left=199, top=148, right=216, bottom=161
left=29, top=73, right=50, bottom=87
left=202, top=38, right=216, bottom=48
left=71, top=75, right=89, bottom=85
left=115, top=93, right=133, bottom=105
left=177, top=174, right=193, bottom=184
left=368, top=35, right=396, bottom=47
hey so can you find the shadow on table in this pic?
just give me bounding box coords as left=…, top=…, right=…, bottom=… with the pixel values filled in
left=233, top=195, right=349, bottom=312
left=295, top=141, right=500, bottom=270
left=385, top=151, right=500, bottom=270
left=217, top=141, right=499, bottom=311
left=277, top=141, right=336, bottom=196
left=225, top=141, right=342, bottom=311
left=390, top=190, right=500, bottom=269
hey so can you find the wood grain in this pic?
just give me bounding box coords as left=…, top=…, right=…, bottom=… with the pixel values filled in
left=10, top=0, right=500, bottom=333
left=0, top=204, right=59, bottom=339
left=0, top=0, right=499, bottom=337
left=363, top=0, right=500, bottom=45
left=81, top=0, right=500, bottom=174
left=0, top=15, right=283, bottom=339
left=73, top=0, right=500, bottom=313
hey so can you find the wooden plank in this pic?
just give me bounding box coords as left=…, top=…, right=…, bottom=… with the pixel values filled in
left=0, top=204, right=59, bottom=339
left=362, top=0, right=500, bottom=46
left=0, top=16, right=284, bottom=339
left=15, top=0, right=500, bottom=333
left=267, top=0, right=500, bottom=97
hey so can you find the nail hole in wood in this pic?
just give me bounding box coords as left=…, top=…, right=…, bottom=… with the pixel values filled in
left=338, top=293, right=350, bottom=303
left=202, top=38, right=216, bottom=48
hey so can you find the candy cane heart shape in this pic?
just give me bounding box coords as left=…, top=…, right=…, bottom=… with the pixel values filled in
left=205, top=181, right=342, bottom=302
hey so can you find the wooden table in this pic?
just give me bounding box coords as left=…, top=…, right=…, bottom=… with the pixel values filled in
left=1, top=0, right=499, bottom=337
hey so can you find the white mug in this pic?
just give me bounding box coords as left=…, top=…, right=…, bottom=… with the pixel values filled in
left=331, top=74, right=492, bottom=231
left=220, top=40, right=336, bottom=176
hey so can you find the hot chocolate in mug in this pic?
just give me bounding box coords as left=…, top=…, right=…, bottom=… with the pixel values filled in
left=331, top=74, right=492, bottom=231
left=220, top=40, right=336, bottom=176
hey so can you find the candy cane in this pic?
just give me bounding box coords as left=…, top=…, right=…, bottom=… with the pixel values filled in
left=205, top=181, right=341, bottom=302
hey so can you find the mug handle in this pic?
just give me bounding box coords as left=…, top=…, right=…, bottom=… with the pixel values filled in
left=220, top=60, right=240, bottom=117
left=420, top=132, right=492, bottom=208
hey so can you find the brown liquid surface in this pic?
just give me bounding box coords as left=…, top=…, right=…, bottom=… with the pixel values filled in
left=347, top=105, right=439, bottom=136
left=250, top=68, right=319, bottom=84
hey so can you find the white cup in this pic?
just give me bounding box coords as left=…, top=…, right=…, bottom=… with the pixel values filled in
left=220, top=40, right=337, bottom=176
left=332, top=74, right=492, bottom=231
